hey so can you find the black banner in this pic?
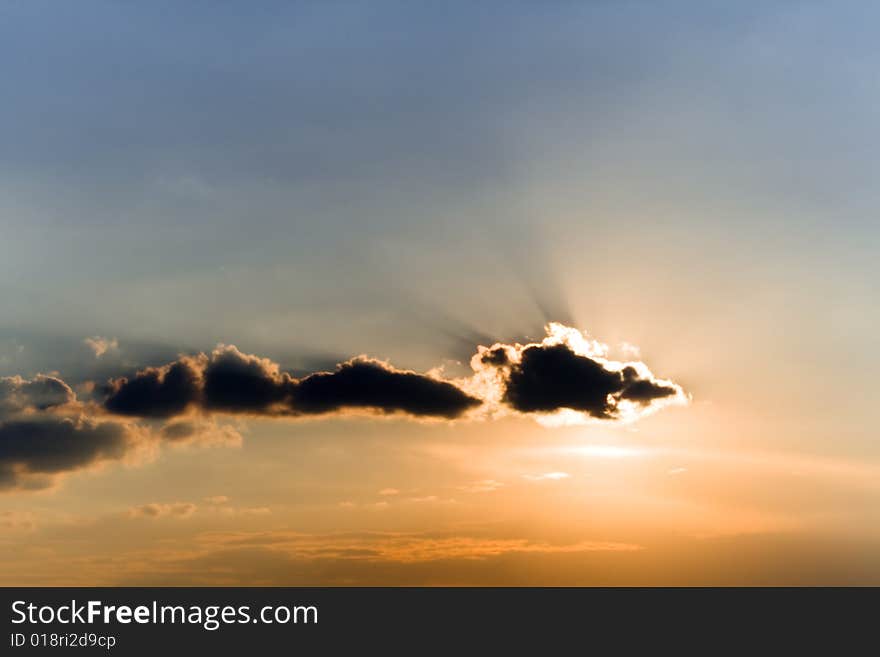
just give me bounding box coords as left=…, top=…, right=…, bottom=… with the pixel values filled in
left=0, top=588, right=876, bottom=654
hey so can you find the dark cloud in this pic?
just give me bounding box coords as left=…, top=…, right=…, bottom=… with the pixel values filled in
left=104, top=359, right=202, bottom=418
left=103, top=348, right=480, bottom=420
left=479, top=347, right=510, bottom=367
left=0, top=375, right=145, bottom=491
left=105, top=347, right=295, bottom=418
left=102, top=327, right=683, bottom=423
left=0, top=375, right=75, bottom=418
left=292, top=359, right=481, bottom=419
left=202, top=347, right=295, bottom=413
left=474, top=326, right=686, bottom=421
left=0, top=325, right=686, bottom=493
left=0, top=373, right=240, bottom=491
left=503, top=344, right=626, bottom=418
left=0, top=417, right=134, bottom=490
left=618, top=366, right=678, bottom=404
left=159, top=420, right=200, bottom=441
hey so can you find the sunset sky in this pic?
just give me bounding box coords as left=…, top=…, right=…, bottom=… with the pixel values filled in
left=1, top=1, right=879, bottom=585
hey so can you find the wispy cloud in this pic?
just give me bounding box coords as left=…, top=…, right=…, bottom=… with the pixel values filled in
left=0, top=510, right=35, bottom=531
left=523, top=472, right=571, bottom=482
left=83, top=336, right=119, bottom=358
left=195, top=529, right=643, bottom=563
left=458, top=479, right=504, bottom=493
left=127, top=502, right=197, bottom=519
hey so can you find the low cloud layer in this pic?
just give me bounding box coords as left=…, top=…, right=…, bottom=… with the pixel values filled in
left=104, top=358, right=203, bottom=418
left=292, top=359, right=480, bottom=418
left=0, top=324, right=687, bottom=492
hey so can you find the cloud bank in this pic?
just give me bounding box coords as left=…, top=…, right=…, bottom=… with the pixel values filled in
left=1, top=324, right=687, bottom=492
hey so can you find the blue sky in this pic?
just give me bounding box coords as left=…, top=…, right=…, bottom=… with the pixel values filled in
left=0, top=1, right=878, bottom=584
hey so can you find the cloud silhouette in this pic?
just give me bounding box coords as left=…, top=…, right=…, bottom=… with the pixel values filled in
left=0, top=373, right=238, bottom=491
left=292, top=358, right=480, bottom=419
left=502, top=345, right=678, bottom=418
left=104, top=347, right=480, bottom=420
left=618, top=367, right=679, bottom=404
left=503, top=343, right=626, bottom=417
left=104, top=326, right=685, bottom=424
left=0, top=417, right=136, bottom=490
left=104, top=358, right=202, bottom=418
left=0, top=324, right=687, bottom=492
left=202, top=347, right=295, bottom=413
left=472, top=323, right=687, bottom=423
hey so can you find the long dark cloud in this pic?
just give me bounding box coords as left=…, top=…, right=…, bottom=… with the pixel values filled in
left=293, top=359, right=480, bottom=419
left=0, top=324, right=686, bottom=492
left=104, top=346, right=480, bottom=420
left=202, top=349, right=295, bottom=413
left=104, top=329, right=684, bottom=423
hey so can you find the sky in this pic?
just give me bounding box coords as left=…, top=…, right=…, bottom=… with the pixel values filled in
left=0, top=1, right=878, bottom=585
